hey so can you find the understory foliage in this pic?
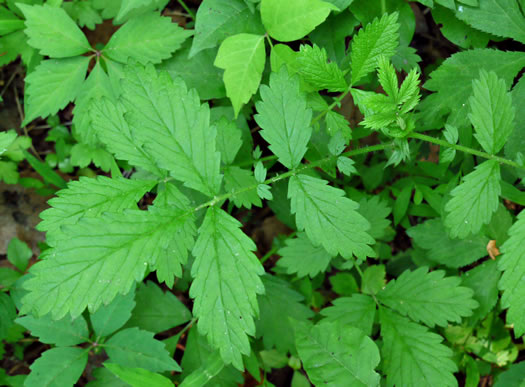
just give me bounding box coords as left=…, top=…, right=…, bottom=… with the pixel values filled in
left=1, top=0, right=525, bottom=386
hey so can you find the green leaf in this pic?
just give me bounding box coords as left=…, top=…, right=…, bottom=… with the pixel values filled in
left=455, top=0, right=525, bottom=44
left=190, top=0, right=264, bottom=57
left=418, top=49, right=525, bottom=129
left=38, top=176, right=155, bottom=242
left=350, top=13, right=400, bottom=85
left=377, top=55, right=399, bottom=100
left=377, top=267, right=478, bottom=327
left=294, top=320, right=381, bottom=387
left=121, top=64, right=222, bottom=196
left=63, top=1, right=103, bottom=30
left=72, top=61, right=116, bottom=146
left=357, top=196, right=392, bottom=240
left=296, top=44, right=347, bottom=92
left=444, top=160, right=501, bottom=239
left=87, top=367, right=129, bottom=387
left=116, top=0, right=151, bottom=21
left=104, top=363, right=173, bottom=387
left=91, top=290, right=136, bottom=338
left=104, top=13, right=192, bottom=65
left=0, top=7, right=25, bottom=35
left=24, top=347, right=88, bottom=387
left=22, top=207, right=196, bottom=319
left=91, top=99, right=165, bottom=178
left=214, top=117, right=243, bottom=165
left=7, top=238, right=31, bottom=272
left=255, top=275, right=313, bottom=353
left=190, top=207, right=265, bottom=370
left=277, top=232, right=333, bottom=278
left=126, top=281, right=191, bottom=334
left=159, top=42, right=225, bottom=101
left=23, top=150, right=67, bottom=189
left=223, top=166, right=262, bottom=209
left=255, top=67, right=313, bottom=169
left=469, top=70, right=515, bottom=155
left=379, top=308, right=457, bottom=387
left=104, top=327, right=180, bottom=372
left=0, top=160, right=18, bottom=184
left=17, top=3, right=90, bottom=58
left=23, top=57, right=90, bottom=125
left=16, top=314, right=88, bottom=346
left=288, top=174, right=375, bottom=259
left=261, top=0, right=336, bottom=42
left=462, top=260, right=500, bottom=324
left=362, top=265, right=386, bottom=296
left=498, top=209, right=525, bottom=337
left=214, top=33, right=266, bottom=117
left=0, top=130, right=17, bottom=156
left=320, top=294, right=376, bottom=336
left=407, top=219, right=489, bottom=267
left=493, top=362, right=525, bottom=387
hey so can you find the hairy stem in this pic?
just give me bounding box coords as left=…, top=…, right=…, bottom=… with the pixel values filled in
left=409, top=132, right=525, bottom=171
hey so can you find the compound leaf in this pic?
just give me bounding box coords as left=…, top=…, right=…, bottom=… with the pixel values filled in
left=498, top=209, right=525, bottom=337
left=24, top=347, right=88, bottom=387
left=444, top=160, right=501, bottom=239
left=104, top=13, right=192, bottom=65
left=469, top=70, right=515, bottom=155
left=121, top=64, right=222, bottom=196
left=380, top=308, right=457, bottom=387
left=261, top=0, right=336, bottom=42
left=288, top=174, right=375, bottom=259
left=255, top=67, right=313, bottom=169
left=214, top=33, right=266, bottom=117
left=23, top=57, right=90, bottom=125
left=377, top=267, right=478, bottom=327
left=295, top=320, right=381, bottom=387
left=190, top=207, right=264, bottom=370
left=297, top=44, right=347, bottom=92
left=105, top=327, right=180, bottom=372
left=18, top=3, right=91, bottom=58
left=351, top=13, right=399, bottom=85
left=22, top=207, right=195, bottom=320
left=255, top=275, right=313, bottom=353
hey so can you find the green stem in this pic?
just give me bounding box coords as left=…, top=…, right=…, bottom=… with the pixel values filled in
left=409, top=132, right=525, bottom=171
left=176, top=0, right=195, bottom=20
left=380, top=0, right=387, bottom=14
left=194, top=143, right=393, bottom=213
left=312, top=84, right=353, bottom=125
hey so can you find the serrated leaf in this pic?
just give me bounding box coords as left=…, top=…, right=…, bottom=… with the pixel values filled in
left=277, top=232, right=333, bottom=278
left=104, top=327, right=180, bottom=372
left=295, top=320, right=380, bottom=387
left=297, top=44, right=347, bottom=92
left=116, top=0, right=151, bottom=21
left=91, top=290, right=136, bottom=338
left=24, top=347, right=88, bottom=387
left=63, top=1, right=103, bottom=30
left=72, top=61, right=116, bottom=146
left=498, top=209, right=525, bottom=337
left=378, top=267, right=478, bottom=327
left=0, top=130, right=17, bottom=156
left=357, top=196, right=391, bottom=240
left=0, top=6, right=25, bottom=35
left=214, top=33, right=266, bottom=117
left=104, top=13, right=192, bottom=65
left=444, top=160, right=501, bottom=239
left=91, top=98, right=165, bottom=177
left=23, top=57, right=90, bottom=125
left=261, top=0, right=336, bottom=42
left=215, top=118, right=243, bottom=165
left=288, top=174, right=375, bottom=259
left=379, top=308, right=457, bottom=387
left=255, top=275, right=313, bottom=353
left=350, top=13, right=399, bottom=85
left=121, top=64, right=222, bottom=196
left=255, top=67, right=313, bottom=169
left=190, top=0, right=264, bottom=57
left=377, top=55, right=398, bottom=100
left=469, top=70, right=515, bottom=155
left=190, top=207, right=264, bottom=370
left=7, top=237, right=31, bottom=272
left=223, top=166, right=262, bottom=209
left=407, top=219, right=489, bottom=267
left=462, top=260, right=500, bottom=324
left=455, top=0, right=525, bottom=44
left=104, top=363, right=173, bottom=387
left=320, top=294, right=376, bottom=336
left=418, top=49, right=525, bottom=129
left=22, top=207, right=195, bottom=319
left=18, top=3, right=90, bottom=58
left=16, top=314, right=88, bottom=346
left=126, top=281, right=191, bottom=334
left=38, top=176, right=155, bottom=242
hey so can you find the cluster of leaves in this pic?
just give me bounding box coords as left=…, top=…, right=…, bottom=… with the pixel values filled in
left=1, top=0, right=525, bottom=386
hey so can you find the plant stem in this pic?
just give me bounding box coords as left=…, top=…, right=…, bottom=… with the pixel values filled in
left=176, top=0, right=195, bottom=20
left=312, top=83, right=354, bottom=125
left=409, top=132, right=525, bottom=171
